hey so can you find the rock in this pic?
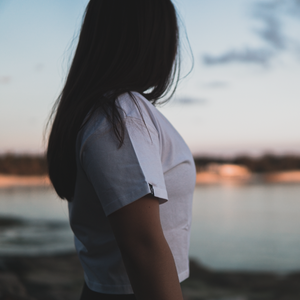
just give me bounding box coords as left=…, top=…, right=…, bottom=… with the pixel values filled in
left=0, top=254, right=83, bottom=300
left=1, top=255, right=300, bottom=300
left=182, top=259, right=300, bottom=300
left=0, top=272, right=34, bottom=300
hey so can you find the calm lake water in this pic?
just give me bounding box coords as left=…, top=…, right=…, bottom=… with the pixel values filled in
left=0, top=183, right=299, bottom=273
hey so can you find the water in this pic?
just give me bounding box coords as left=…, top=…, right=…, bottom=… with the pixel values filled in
left=190, top=183, right=300, bottom=273
left=0, top=184, right=299, bottom=273
left=0, top=187, right=73, bottom=255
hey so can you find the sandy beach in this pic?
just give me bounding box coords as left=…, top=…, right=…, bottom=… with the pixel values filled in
left=195, top=170, right=300, bottom=184
left=0, top=175, right=50, bottom=188
left=264, top=171, right=300, bottom=183
left=195, top=165, right=300, bottom=185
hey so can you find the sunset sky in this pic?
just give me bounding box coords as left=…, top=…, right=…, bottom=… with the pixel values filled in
left=1, top=0, right=300, bottom=156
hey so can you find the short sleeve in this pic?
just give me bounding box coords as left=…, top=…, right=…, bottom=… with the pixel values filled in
left=81, top=117, right=168, bottom=216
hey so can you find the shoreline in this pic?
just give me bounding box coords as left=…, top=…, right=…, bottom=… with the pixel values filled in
left=196, top=170, right=300, bottom=185
left=1, top=171, right=300, bottom=189
left=0, top=175, right=50, bottom=188
left=0, top=253, right=299, bottom=300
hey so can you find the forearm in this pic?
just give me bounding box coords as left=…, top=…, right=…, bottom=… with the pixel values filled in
left=109, top=195, right=184, bottom=299
left=120, top=237, right=184, bottom=300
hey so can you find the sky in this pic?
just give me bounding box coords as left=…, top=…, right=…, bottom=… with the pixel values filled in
left=1, top=0, right=300, bottom=156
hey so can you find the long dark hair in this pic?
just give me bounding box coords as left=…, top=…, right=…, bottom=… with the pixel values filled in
left=47, top=0, right=181, bottom=201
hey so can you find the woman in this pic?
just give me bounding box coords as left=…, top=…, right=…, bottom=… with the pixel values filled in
left=47, top=0, right=196, bottom=299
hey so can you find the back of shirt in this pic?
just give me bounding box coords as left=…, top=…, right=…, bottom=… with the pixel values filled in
left=68, top=92, right=196, bottom=294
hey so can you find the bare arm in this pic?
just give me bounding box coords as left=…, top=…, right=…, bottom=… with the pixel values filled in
left=108, top=195, right=184, bottom=300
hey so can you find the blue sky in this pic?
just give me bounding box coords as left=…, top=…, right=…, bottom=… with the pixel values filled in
left=1, top=0, right=300, bottom=156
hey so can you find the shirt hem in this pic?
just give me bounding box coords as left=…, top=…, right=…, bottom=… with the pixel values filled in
left=104, top=183, right=168, bottom=216
left=178, top=268, right=190, bottom=283
left=84, top=268, right=189, bottom=295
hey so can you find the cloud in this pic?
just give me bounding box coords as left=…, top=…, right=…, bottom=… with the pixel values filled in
left=174, top=97, right=207, bottom=105
left=0, top=76, right=11, bottom=84
left=203, top=81, right=229, bottom=89
left=253, top=2, right=287, bottom=50
left=203, top=48, right=273, bottom=66
left=202, top=0, right=300, bottom=67
left=255, top=15, right=286, bottom=50
left=284, top=0, right=300, bottom=16
left=256, top=0, right=300, bottom=16
left=293, top=0, right=300, bottom=12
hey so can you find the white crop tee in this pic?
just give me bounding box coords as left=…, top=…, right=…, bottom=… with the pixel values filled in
left=68, top=92, right=196, bottom=294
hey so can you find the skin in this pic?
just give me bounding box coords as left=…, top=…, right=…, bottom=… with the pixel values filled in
left=108, top=194, right=184, bottom=300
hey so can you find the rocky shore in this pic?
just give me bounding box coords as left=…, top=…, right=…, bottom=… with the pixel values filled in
left=183, top=260, right=300, bottom=300
left=0, top=253, right=83, bottom=300
left=0, top=253, right=299, bottom=300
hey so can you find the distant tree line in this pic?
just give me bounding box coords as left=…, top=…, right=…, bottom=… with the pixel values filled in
left=1, top=153, right=300, bottom=176
left=194, top=154, right=300, bottom=173
left=0, top=154, right=47, bottom=176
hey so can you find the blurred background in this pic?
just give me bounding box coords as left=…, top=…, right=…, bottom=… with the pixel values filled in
left=0, top=0, right=300, bottom=299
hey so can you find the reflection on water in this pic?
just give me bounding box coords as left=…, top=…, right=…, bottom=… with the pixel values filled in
left=0, top=184, right=300, bottom=272
left=0, top=217, right=73, bottom=255
left=190, top=183, right=300, bottom=273
left=0, top=187, right=74, bottom=255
